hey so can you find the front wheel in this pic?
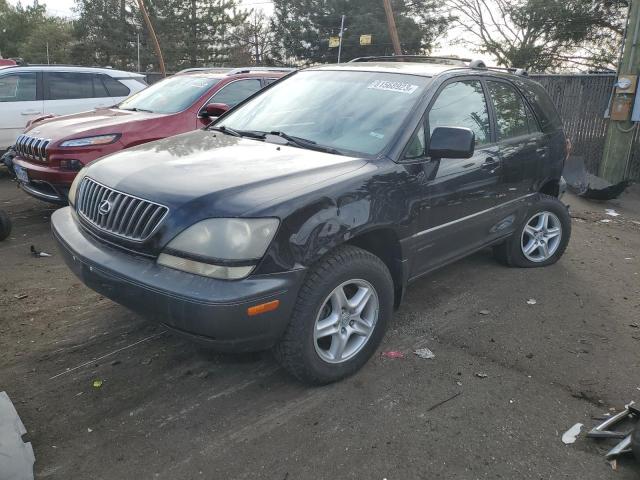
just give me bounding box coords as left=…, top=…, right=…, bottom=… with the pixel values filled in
left=494, top=194, right=571, bottom=268
left=274, top=245, right=394, bottom=385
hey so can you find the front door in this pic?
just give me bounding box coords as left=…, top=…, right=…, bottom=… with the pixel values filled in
left=0, top=71, right=43, bottom=149
left=406, top=79, right=502, bottom=277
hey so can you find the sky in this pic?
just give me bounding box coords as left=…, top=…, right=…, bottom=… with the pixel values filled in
left=8, top=0, right=477, bottom=61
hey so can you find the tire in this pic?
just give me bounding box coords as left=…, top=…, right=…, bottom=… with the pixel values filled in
left=274, top=245, right=394, bottom=385
left=0, top=210, right=11, bottom=241
left=493, top=194, right=571, bottom=268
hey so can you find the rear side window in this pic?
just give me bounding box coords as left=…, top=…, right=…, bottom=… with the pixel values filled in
left=487, top=81, right=529, bottom=140
left=428, top=80, right=491, bottom=145
left=93, top=75, right=109, bottom=97
left=101, top=75, right=131, bottom=97
left=513, top=78, right=562, bottom=132
left=0, top=73, right=37, bottom=102
left=48, top=72, right=94, bottom=99
left=210, top=79, right=262, bottom=107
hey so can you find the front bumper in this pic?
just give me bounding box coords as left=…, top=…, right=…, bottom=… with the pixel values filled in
left=12, top=157, right=75, bottom=204
left=51, top=207, right=305, bottom=352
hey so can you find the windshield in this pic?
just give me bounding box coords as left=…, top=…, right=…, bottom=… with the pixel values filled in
left=217, top=70, right=431, bottom=156
left=119, top=75, right=220, bottom=114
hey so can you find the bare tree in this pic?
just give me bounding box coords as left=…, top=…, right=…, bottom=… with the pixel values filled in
left=447, top=0, right=626, bottom=71
left=229, top=11, right=277, bottom=65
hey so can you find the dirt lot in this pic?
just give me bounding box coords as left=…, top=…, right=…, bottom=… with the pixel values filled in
left=1, top=167, right=639, bottom=479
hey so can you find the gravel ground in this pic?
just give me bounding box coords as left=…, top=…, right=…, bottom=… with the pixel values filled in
left=1, top=168, right=639, bottom=479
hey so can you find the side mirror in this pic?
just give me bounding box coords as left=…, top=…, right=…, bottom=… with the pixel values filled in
left=428, top=127, right=475, bottom=159
left=200, top=102, right=230, bottom=118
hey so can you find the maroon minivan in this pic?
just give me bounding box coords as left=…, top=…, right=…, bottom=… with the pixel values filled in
left=10, top=67, right=291, bottom=204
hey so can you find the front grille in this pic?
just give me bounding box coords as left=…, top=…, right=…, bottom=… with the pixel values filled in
left=76, top=177, right=168, bottom=242
left=15, top=135, right=50, bottom=162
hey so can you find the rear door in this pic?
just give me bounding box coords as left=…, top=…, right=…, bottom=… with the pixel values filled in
left=43, top=71, right=116, bottom=116
left=0, top=71, right=43, bottom=149
left=486, top=79, right=543, bottom=203
left=406, top=78, right=503, bottom=276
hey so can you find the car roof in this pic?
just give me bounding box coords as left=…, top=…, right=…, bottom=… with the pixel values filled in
left=309, top=61, right=462, bottom=77
left=0, top=65, right=145, bottom=78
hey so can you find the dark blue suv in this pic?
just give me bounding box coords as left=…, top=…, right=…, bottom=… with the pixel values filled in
left=51, top=57, right=570, bottom=384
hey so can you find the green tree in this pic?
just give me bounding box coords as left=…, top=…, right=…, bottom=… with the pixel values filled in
left=270, top=0, right=451, bottom=65
left=447, top=0, right=627, bottom=71
left=22, top=18, right=74, bottom=64
left=0, top=0, right=48, bottom=59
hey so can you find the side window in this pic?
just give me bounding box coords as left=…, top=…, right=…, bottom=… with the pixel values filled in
left=93, top=75, right=109, bottom=98
left=487, top=81, right=529, bottom=140
left=101, top=75, right=130, bottom=97
left=0, top=73, right=37, bottom=102
left=48, top=72, right=94, bottom=99
left=403, top=123, right=426, bottom=159
left=428, top=80, right=490, bottom=146
left=210, top=79, right=262, bottom=108
left=525, top=104, right=541, bottom=133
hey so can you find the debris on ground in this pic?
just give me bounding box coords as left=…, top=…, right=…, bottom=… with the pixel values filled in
left=475, top=372, right=489, bottom=379
left=0, top=391, right=35, bottom=480
left=605, top=209, right=621, bottom=217
left=587, top=401, right=639, bottom=461
left=527, top=298, right=537, bottom=305
left=563, top=155, right=631, bottom=200
left=426, top=392, right=462, bottom=412
left=30, top=245, right=52, bottom=258
left=562, top=423, right=583, bottom=444
left=13, top=294, right=28, bottom=300
left=413, top=348, right=435, bottom=359
left=478, top=309, right=490, bottom=315
left=381, top=351, right=404, bottom=359
left=92, top=379, right=103, bottom=389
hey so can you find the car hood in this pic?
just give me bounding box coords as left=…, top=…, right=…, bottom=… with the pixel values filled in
left=26, top=108, right=166, bottom=140
left=85, top=129, right=368, bottom=218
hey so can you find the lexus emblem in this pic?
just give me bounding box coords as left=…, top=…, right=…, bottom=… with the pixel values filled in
left=98, top=199, right=112, bottom=215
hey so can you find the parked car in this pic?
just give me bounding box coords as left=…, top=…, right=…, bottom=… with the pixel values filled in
left=51, top=57, right=570, bottom=384
left=0, top=65, right=146, bottom=152
left=10, top=67, right=291, bottom=204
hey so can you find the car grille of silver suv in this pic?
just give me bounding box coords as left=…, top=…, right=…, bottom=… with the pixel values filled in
left=15, top=135, right=51, bottom=162
left=76, top=177, right=169, bottom=242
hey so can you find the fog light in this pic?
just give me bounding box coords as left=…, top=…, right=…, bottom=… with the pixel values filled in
left=60, top=159, right=83, bottom=171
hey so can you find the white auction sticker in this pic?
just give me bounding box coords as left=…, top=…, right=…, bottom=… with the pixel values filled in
left=367, top=80, right=419, bottom=94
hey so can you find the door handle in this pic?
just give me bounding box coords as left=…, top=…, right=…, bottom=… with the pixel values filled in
left=21, top=110, right=40, bottom=115
left=481, top=157, right=500, bottom=169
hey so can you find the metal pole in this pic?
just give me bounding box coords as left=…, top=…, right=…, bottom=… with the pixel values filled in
left=46, top=42, right=50, bottom=64
left=382, top=0, right=402, bottom=55
left=137, top=33, right=141, bottom=72
left=337, top=14, right=345, bottom=63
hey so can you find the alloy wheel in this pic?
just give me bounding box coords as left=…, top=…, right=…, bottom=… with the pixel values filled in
left=313, top=279, right=379, bottom=364
left=520, top=211, right=562, bottom=262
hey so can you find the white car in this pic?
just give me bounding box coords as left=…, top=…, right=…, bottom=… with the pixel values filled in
left=0, top=65, right=147, bottom=150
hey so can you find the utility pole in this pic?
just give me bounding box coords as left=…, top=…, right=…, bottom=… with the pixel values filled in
left=136, top=0, right=166, bottom=76
left=337, top=14, right=345, bottom=63
left=600, top=0, right=640, bottom=182
left=46, top=42, right=50, bottom=64
left=382, top=0, right=402, bottom=56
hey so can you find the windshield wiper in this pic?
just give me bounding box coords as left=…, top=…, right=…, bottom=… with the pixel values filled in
left=119, top=107, right=154, bottom=113
left=209, top=125, right=265, bottom=140
left=267, top=131, right=343, bottom=155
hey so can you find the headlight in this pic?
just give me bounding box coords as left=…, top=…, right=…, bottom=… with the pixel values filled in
left=67, top=168, right=88, bottom=206
left=158, top=218, right=279, bottom=280
left=60, top=134, right=119, bottom=147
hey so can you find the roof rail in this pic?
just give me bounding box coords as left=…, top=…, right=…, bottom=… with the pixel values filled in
left=469, top=59, right=528, bottom=76
left=226, top=67, right=296, bottom=75
left=350, top=55, right=472, bottom=65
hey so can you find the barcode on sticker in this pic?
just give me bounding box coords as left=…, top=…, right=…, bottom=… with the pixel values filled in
left=367, top=80, right=419, bottom=94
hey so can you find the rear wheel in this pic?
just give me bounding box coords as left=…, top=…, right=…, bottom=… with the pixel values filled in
left=274, top=245, right=394, bottom=384
left=494, top=194, right=571, bottom=268
left=0, top=210, right=12, bottom=241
